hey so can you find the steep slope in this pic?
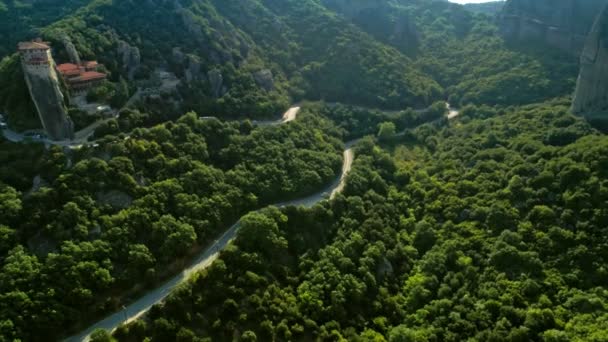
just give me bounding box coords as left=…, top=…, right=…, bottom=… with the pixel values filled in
left=0, top=0, right=90, bottom=57
left=39, top=0, right=441, bottom=114
left=320, top=0, right=421, bottom=54
left=498, top=0, right=608, bottom=54
left=330, top=0, right=578, bottom=107
left=572, top=4, right=608, bottom=124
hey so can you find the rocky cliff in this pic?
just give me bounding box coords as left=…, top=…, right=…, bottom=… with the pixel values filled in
left=499, top=0, right=608, bottom=54
left=572, top=4, right=608, bottom=116
left=22, top=64, right=73, bottom=140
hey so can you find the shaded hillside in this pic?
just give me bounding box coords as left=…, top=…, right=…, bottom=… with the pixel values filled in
left=498, top=0, right=608, bottom=54
left=318, top=0, right=579, bottom=107
left=29, top=0, right=443, bottom=118
left=0, top=0, right=90, bottom=57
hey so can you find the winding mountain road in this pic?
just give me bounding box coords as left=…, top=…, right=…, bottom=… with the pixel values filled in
left=64, top=102, right=459, bottom=341
left=65, top=106, right=353, bottom=342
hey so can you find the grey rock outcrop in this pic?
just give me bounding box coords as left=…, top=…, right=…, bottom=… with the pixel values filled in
left=498, top=0, right=608, bottom=55
left=572, top=5, right=608, bottom=114
left=185, top=54, right=201, bottom=82
left=62, top=35, right=81, bottom=65
left=172, top=47, right=185, bottom=64
left=19, top=43, right=74, bottom=140
left=253, top=69, right=274, bottom=91
left=117, top=40, right=141, bottom=80
left=96, top=190, right=133, bottom=209
left=207, top=69, right=224, bottom=98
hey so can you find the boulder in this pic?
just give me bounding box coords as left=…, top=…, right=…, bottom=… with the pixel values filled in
left=117, top=40, right=141, bottom=80
left=172, top=47, right=185, bottom=64
left=96, top=190, right=134, bottom=209
left=253, top=69, right=274, bottom=91
left=185, top=54, right=201, bottom=82
left=207, top=69, right=224, bottom=98
left=62, top=35, right=81, bottom=65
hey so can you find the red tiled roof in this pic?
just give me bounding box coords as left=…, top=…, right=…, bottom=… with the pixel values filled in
left=85, top=61, right=99, bottom=68
left=57, top=63, right=79, bottom=73
left=18, top=41, right=50, bottom=51
left=75, top=71, right=107, bottom=82
left=64, top=70, right=82, bottom=77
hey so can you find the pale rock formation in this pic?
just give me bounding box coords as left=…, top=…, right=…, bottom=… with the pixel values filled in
left=572, top=5, right=608, bottom=114
left=19, top=42, right=74, bottom=140
left=185, top=54, right=201, bottom=82
left=117, top=40, right=141, bottom=80
left=498, top=0, right=608, bottom=55
left=62, top=35, right=81, bottom=65
left=207, top=69, right=224, bottom=98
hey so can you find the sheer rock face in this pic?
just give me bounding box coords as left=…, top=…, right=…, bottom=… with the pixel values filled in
left=117, top=40, right=141, bottom=80
left=572, top=5, right=608, bottom=114
left=207, top=69, right=224, bottom=98
left=185, top=54, right=201, bottom=82
left=20, top=49, right=73, bottom=140
left=62, top=35, right=80, bottom=65
left=498, top=0, right=607, bottom=55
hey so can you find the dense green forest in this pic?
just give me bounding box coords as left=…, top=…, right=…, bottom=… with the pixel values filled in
left=0, top=0, right=579, bottom=130
left=0, top=0, right=606, bottom=341
left=114, top=100, right=608, bottom=342
left=0, top=109, right=343, bottom=340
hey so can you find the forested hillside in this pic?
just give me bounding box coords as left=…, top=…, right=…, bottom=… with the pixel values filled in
left=326, top=0, right=578, bottom=106
left=0, top=110, right=344, bottom=341
left=1, top=0, right=579, bottom=130
left=115, top=100, right=608, bottom=342
left=0, top=0, right=606, bottom=341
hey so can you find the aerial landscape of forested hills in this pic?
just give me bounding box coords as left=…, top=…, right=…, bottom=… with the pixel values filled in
left=0, top=0, right=608, bottom=341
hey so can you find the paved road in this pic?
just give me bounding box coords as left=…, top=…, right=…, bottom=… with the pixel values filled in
left=0, top=116, right=114, bottom=148
left=282, top=106, right=300, bottom=123
left=65, top=106, right=351, bottom=342
left=330, top=145, right=355, bottom=199
left=254, top=106, right=301, bottom=126
left=447, top=102, right=460, bottom=119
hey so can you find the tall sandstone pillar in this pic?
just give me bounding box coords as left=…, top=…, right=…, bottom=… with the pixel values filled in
left=18, top=40, right=74, bottom=141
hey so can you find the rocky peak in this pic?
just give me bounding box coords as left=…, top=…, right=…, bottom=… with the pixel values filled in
left=572, top=4, right=608, bottom=115
left=62, top=35, right=80, bottom=65
left=117, top=40, right=141, bottom=80
left=498, top=0, right=608, bottom=54
left=207, top=69, right=225, bottom=98
left=253, top=69, right=274, bottom=91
